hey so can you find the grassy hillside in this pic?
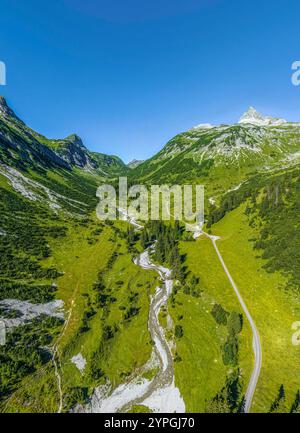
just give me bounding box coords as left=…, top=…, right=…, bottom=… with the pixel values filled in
left=129, top=122, right=300, bottom=197
left=206, top=165, right=300, bottom=412
left=168, top=236, right=252, bottom=412
left=1, top=217, right=158, bottom=412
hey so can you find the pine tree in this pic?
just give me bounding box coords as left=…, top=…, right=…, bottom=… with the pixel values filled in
left=270, top=385, right=287, bottom=413
left=290, top=390, right=300, bottom=413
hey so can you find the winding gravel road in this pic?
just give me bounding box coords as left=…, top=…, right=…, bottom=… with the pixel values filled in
left=204, top=232, right=262, bottom=413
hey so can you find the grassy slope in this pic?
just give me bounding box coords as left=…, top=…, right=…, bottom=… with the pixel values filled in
left=55, top=222, right=158, bottom=392
left=169, top=237, right=252, bottom=412
left=3, top=218, right=158, bottom=412
left=212, top=203, right=300, bottom=412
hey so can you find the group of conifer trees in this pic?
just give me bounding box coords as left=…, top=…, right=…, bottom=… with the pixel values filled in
left=140, top=221, right=185, bottom=281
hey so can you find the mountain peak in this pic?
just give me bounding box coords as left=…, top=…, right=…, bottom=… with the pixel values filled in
left=240, top=106, right=263, bottom=121
left=0, top=96, right=22, bottom=122
left=0, top=96, right=12, bottom=114
left=0, top=95, right=7, bottom=107
left=239, top=107, right=287, bottom=126
left=64, top=133, right=85, bottom=147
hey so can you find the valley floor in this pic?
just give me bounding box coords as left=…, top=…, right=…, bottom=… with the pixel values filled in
left=2, top=203, right=300, bottom=413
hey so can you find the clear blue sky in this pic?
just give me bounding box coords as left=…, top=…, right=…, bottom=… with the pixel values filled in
left=1, top=0, right=300, bottom=162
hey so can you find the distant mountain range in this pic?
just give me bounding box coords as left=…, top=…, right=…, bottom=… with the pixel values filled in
left=2, top=97, right=300, bottom=208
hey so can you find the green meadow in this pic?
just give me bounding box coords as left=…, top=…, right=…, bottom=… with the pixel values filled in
left=3, top=219, right=158, bottom=412
left=212, top=203, right=300, bottom=412
left=168, top=236, right=252, bottom=412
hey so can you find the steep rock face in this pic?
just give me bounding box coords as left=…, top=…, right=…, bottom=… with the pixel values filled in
left=54, top=134, right=127, bottom=173
left=53, top=134, right=92, bottom=168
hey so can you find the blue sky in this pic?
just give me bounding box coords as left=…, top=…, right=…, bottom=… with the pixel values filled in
left=1, top=0, right=300, bottom=162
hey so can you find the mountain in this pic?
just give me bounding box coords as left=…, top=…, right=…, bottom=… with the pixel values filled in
left=1, top=98, right=300, bottom=414
left=0, top=96, right=127, bottom=176
left=238, top=106, right=287, bottom=126
left=0, top=96, right=129, bottom=215
left=127, top=159, right=144, bottom=169
left=0, top=96, right=70, bottom=170
left=130, top=107, right=300, bottom=194
left=42, top=133, right=126, bottom=175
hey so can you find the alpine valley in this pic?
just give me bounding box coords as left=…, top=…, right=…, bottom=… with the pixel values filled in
left=1, top=97, right=300, bottom=413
